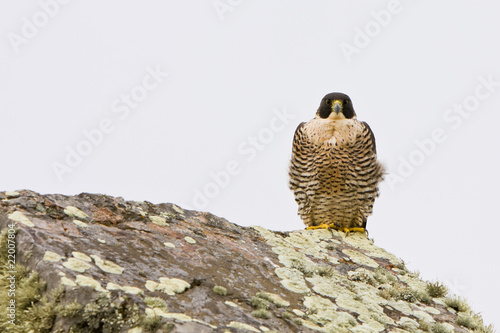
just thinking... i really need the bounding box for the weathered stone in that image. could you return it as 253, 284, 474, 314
0, 190, 493, 333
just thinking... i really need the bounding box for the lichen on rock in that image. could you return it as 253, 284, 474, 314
0, 190, 495, 333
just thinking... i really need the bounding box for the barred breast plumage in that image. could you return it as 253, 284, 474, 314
289, 92, 384, 232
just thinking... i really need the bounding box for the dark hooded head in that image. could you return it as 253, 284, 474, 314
316, 92, 356, 120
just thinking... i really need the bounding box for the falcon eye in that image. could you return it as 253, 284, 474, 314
344, 100, 349, 105
325, 99, 331, 105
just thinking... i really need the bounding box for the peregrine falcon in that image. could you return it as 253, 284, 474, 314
289, 92, 384, 233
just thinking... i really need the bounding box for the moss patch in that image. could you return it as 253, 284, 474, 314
255, 292, 290, 307
444, 295, 470, 313
426, 281, 448, 298
252, 309, 271, 319
213, 286, 227, 296
0, 229, 47, 332
76, 294, 140, 333
1, 230, 131, 333
144, 297, 168, 310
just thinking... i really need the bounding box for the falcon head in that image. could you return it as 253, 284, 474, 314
316, 92, 356, 120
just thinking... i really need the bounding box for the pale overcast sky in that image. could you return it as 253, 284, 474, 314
1, 0, 499, 327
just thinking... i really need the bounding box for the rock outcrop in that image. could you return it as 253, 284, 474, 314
0, 190, 495, 333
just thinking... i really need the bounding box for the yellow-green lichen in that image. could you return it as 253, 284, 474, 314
431, 322, 454, 333
8, 211, 35, 227
64, 206, 89, 220
252, 226, 288, 247
387, 300, 413, 316
43, 251, 63, 262
163, 242, 175, 248
335, 292, 389, 327
123, 286, 144, 295
106, 282, 123, 291
344, 233, 403, 266
293, 309, 305, 317
225, 301, 238, 307
348, 267, 377, 285
306, 274, 351, 299
274, 267, 310, 293
145, 308, 192, 322
158, 277, 190, 295
421, 305, 440, 315
128, 327, 143, 333
149, 215, 168, 226
273, 246, 318, 275
90, 254, 124, 274
63, 258, 92, 273
227, 321, 260, 332
136, 206, 147, 217
397, 317, 419, 331
145, 280, 158, 292
350, 323, 384, 333
75, 274, 108, 293
60, 276, 77, 287
398, 272, 428, 296
282, 230, 334, 260
145, 277, 190, 295
251, 226, 498, 332
171, 204, 184, 214
302, 295, 357, 332
304, 295, 337, 317
184, 236, 196, 244
412, 310, 435, 323
5, 191, 21, 198
73, 219, 88, 228
342, 249, 379, 268
106, 282, 143, 295
72, 251, 92, 262
256, 227, 340, 264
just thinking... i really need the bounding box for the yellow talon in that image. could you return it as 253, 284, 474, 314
307, 225, 368, 237
306, 224, 332, 230
342, 227, 367, 236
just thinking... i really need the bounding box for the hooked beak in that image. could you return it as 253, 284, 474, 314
332, 100, 342, 114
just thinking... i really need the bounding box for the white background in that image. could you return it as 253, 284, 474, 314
1, 0, 499, 327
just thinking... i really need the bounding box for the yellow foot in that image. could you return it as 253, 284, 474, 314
342, 227, 367, 236
306, 224, 332, 230
306, 225, 368, 237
